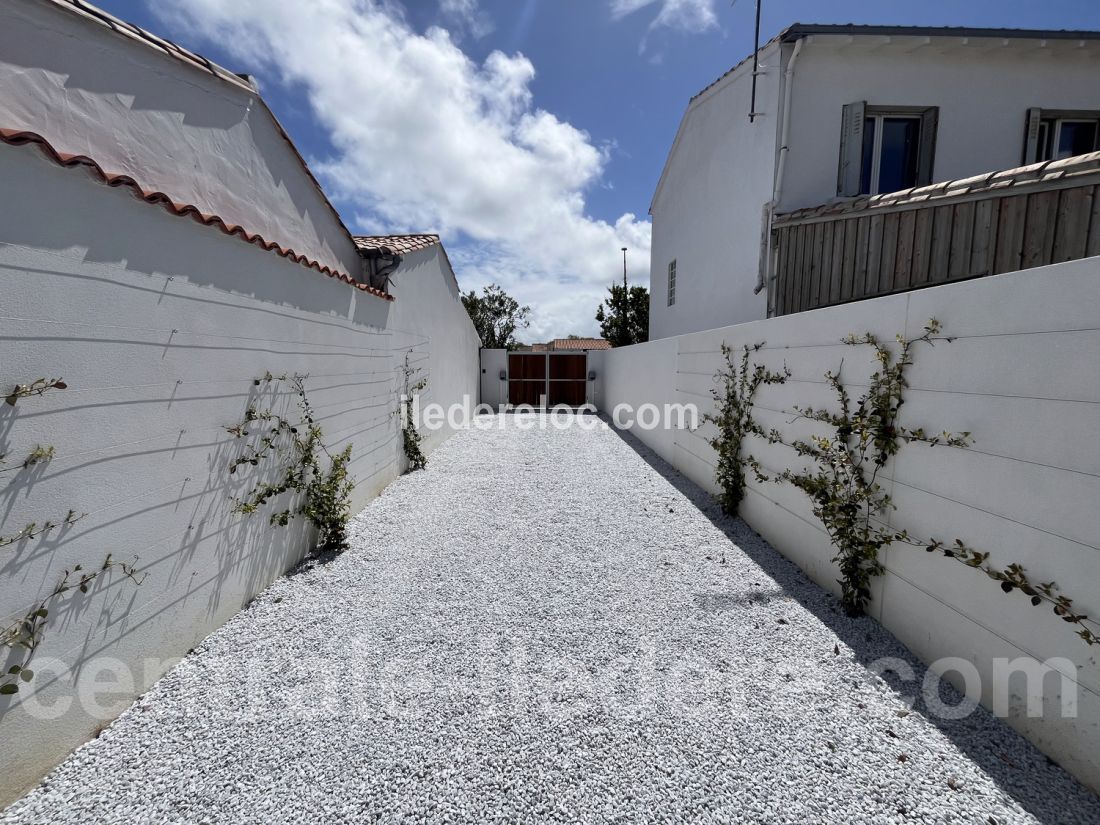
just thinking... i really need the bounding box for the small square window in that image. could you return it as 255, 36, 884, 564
667, 260, 677, 306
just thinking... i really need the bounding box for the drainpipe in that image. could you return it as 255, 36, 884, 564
754, 37, 805, 313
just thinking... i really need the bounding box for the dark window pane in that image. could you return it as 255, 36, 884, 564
877, 117, 921, 194
1037, 121, 1052, 162
1056, 120, 1099, 160
859, 117, 876, 195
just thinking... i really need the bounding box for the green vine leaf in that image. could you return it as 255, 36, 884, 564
703, 342, 789, 516
227, 373, 356, 554
749, 319, 1098, 650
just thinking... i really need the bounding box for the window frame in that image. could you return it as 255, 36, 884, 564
667, 259, 677, 307
1024, 108, 1100, 164
838, 102, 938, 197
861, 112, 922, 196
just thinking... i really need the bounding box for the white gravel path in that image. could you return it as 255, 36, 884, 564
3, 413, 1099, 824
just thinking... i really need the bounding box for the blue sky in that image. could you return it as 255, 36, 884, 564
93, 0, 1100, 339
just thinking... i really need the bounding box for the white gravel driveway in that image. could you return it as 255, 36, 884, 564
4, 414, 1099, 824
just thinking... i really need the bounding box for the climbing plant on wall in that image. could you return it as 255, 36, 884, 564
704, 342, 789, 516
227, 372, 355, 554
397, 350, 428, 472
1, 380, 144, 696
2, 555, 144, 695
711, 321, 1099, 649
762, 320, 970, 615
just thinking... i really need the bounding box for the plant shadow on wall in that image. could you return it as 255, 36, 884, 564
226, 372, 355, 558
709, 320, 1098, 648
1, 378, 144, 699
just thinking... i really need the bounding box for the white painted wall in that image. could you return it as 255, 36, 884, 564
600, 257, 1100, 791
0, 140, 478, 803
648, 42, 779, 342
590, 340, 677, 465
649, 32, 1100, 341
479, 349, 510, 409
0, 0, 360, 277
782, 36, 1100, 212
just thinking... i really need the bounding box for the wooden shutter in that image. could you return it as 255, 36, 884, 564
916, 107, 939, 186
1023, 107, 1042, 165
837, 101, 866, 197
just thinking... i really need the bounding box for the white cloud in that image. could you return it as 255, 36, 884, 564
439, 0, 493, 40
155, 0, 649, 341
609, 0, 718, 34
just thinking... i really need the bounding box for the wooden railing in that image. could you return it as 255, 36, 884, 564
769, 152, 1100, 316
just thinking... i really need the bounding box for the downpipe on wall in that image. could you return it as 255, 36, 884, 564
755, 37, 805, 315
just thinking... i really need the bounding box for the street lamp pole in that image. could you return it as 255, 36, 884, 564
620, 247, 628, 345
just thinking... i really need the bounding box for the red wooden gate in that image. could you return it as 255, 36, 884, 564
507, 353, 587, 407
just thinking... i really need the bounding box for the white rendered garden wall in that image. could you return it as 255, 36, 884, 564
596, 258, 1100, 791
0, 140, 479, 803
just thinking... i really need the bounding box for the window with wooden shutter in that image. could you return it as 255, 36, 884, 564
837, 101, 867, 197
1023, 108, 1100, 164
838, 104, 939, 197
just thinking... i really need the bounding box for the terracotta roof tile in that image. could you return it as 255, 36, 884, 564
353, 235, 442, 255
1, 128, 393, 301
551, 338, 611, 351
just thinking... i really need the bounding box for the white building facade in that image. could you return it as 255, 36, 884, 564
649, 24, 1100, 340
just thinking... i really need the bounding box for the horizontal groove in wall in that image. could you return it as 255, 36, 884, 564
749, 442, 1100, 561
0, 315, 394, 352
740, 484, 1097, 696
0, 244, 393, 338
878, 563, 1097, 698
0, 334, 393, 360
890, 476, 1100, 553
678, 325, 1100, 355
0, 370, 400, 397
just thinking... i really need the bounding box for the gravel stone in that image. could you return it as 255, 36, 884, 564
3, 413, 1098, 823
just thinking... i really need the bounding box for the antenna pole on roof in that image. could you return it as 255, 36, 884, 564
749, 0, 762, 122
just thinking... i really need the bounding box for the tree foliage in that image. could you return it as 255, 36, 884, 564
596, 283, 649, 347
461, 284, 531, 350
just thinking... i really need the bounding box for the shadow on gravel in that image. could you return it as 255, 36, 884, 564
604, 416, 1099, 824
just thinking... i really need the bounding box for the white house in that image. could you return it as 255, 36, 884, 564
649, 24, 1100, 340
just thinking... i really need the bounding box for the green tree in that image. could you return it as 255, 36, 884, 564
596, 283, 649, 347
461, 284, 531, 349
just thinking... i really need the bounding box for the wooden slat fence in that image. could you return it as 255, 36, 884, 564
771, 152, 1100, 316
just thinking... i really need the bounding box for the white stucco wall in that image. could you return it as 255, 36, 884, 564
479, 349, 510, 409
0, 138, 478, 802
599, 257, 1100, 791
591, 340, 678, 466
781, 35, 1100, 212
0, 0, 361, 277
649, 33, 1100, 341
647, 42, 780, 342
